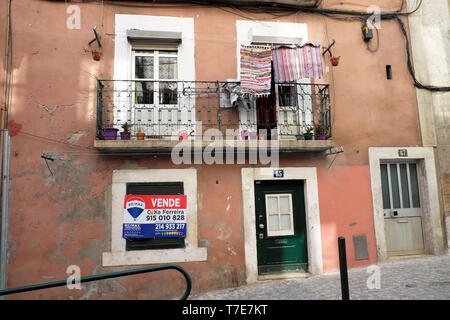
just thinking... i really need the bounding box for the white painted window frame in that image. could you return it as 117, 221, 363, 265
132, 49, 179, 107
265, 193, 294, 237
102, 169, 207, 267
113, 14, 195, 136
241, 167, 323, 283
114, 14, 194, 82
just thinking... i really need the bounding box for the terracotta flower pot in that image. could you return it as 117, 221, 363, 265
331, 56, 340, 66
137, 133, 145, 140
92, 51, 102, 61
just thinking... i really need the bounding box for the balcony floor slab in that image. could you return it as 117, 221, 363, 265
93, 139, 335, 154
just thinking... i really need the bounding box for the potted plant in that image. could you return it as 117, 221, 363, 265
102, 127, 119, 140
296, 127, 306, 140
92, 50, 102, 61
331, 56, 340, 66
304, 126, 314, 140
136, 127, 145, 140
314, 124, 327, 140
120, 122, 131, 140
82, 48, 102, 61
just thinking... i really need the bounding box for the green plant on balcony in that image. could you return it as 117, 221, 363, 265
136, 126, 145, 140
120, 122, 131, 140
304, 126, 314, 140
314, 124, 327, 140
121, 122, 131, 132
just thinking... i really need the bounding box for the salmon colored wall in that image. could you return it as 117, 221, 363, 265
317, 165, 377, 271
2, 0, 422, 299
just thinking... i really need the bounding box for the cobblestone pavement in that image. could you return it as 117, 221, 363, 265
192, 255, 450, 300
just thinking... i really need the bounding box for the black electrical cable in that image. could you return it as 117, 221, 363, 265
210, 0, 448, 91
395, 16, 450, 92
3, 0, 12, 129
366, 25, 380, 53
33, 0, 450, 92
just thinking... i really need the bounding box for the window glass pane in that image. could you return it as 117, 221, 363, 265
279, 196, 290, 214
280, 214, 291, 230
135, 81, 154, 104
159, 50, 177, 55
267, 196, 278, 215
390, 164, 401, 209
380, 164, 391, 209
409, 163, 421, 208
159, 57, 177, 80
278, 85, 297, 107
159, 82, 178, 105
268, 215, 279, 231
135, 56, 154, 79
399, 164, 410, 208
134, 50, 155, 55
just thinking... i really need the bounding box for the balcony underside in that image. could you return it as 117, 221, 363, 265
93, 139, 335, 154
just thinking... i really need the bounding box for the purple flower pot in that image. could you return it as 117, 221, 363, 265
120, 132, 131, 140
316, 134, 327, 140
103, 128, 119, 140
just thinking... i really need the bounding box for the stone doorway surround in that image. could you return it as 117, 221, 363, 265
368, 147, 446, 261
241, 167, 323, 284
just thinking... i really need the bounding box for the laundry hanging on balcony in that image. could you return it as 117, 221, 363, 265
239, 45, 272, 96
272, 43, 324, 82
220, 81, 253, 111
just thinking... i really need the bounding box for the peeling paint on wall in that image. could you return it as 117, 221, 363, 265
67, 130, 88, 145
29, 95, 92, 115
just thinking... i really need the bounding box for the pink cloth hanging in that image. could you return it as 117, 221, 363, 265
272, 43, 324, 82
240, 45, 273, 96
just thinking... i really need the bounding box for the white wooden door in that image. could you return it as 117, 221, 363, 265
380, 161, 425, 255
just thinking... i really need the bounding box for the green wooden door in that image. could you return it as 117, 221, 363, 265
255, 180, 308, 274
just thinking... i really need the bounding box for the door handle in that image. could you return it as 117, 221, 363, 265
397, 219, 409, 223
259, 224, 265, 229
390, 211, 399, 217
258, 233, 264, 239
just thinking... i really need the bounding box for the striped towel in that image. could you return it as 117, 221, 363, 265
273, 43, 324, 82
240, 45, 272, 96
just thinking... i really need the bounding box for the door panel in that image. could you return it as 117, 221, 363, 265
255, 180, 308, 274
381, 161, 424, 255
385, 217, 424, 255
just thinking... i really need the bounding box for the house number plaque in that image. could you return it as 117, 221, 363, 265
398, 149, 408, 157
273, 169, 284, 178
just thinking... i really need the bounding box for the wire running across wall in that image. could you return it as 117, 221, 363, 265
95, 0, 446, 92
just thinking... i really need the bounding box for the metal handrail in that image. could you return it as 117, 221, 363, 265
96, 79, 332, 140
0, 264, 192, 300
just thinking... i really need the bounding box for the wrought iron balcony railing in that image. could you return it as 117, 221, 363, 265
96, 80, 332, 141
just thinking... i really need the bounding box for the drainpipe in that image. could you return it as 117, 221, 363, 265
0, 128, 10, 300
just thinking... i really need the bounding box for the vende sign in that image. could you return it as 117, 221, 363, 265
123, 195, 187, 239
